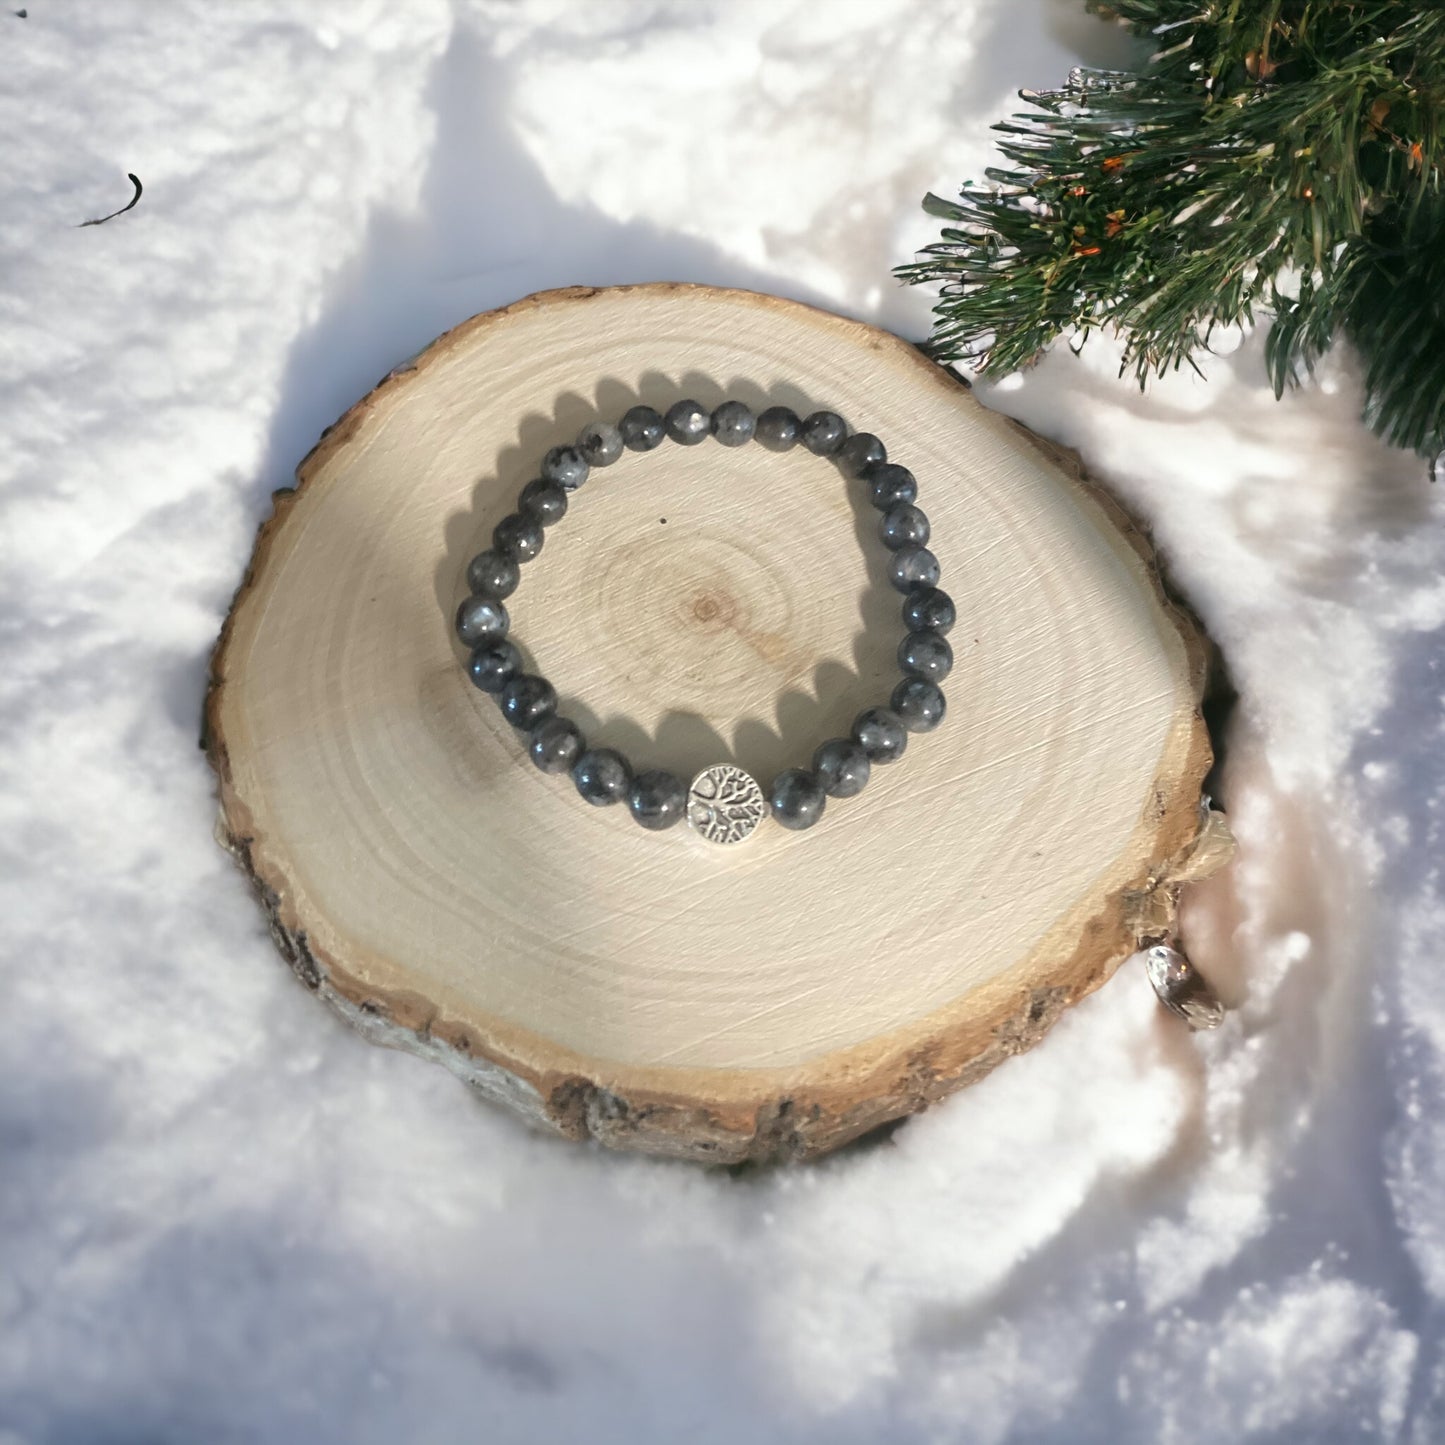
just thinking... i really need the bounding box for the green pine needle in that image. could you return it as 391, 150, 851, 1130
897, 1, 1445, 462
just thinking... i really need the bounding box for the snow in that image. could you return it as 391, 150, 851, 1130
3, 0, 1444, 1440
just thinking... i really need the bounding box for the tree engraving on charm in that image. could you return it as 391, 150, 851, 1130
687, 766, 767, 845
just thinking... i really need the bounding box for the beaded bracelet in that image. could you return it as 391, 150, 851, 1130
452, 399, 954, 845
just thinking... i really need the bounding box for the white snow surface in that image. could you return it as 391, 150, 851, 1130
3, 2, 1444, 1440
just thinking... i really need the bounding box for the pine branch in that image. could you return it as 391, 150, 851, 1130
898, 0, 1445, 462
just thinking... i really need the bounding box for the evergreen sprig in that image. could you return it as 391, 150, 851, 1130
897, 1, 1445, 462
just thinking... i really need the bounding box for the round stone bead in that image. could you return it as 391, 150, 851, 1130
541, 445, 589, 490
518, 477, 568, 527
572, 747, 632, 806
837, 432, 885, 477
620, 404, 666, 451
499, 674, 557, 731
665, 399, 710, 446
899, 628, 953, 682
902, 585, 956, 635
811, 737, 871, 798
892, 677, 946, 733
453, 594, 509, 647
865, 462, 918, 510
880, 502, 930, 551
528, 716, 585, 774
769, 768, 826, 830
493, 512, 543, 563
628, 769, 688, 830
711, 400, 756, 447
466, 639, 522, 694
889, 544, 940, 594
852, 706, 908, 763
754, 406, 801, 451
465, 548, 519, 600
577, 420, 624, 467
801, 411, 847, 456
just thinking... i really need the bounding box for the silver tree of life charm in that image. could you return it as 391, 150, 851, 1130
687, 765, 768, 845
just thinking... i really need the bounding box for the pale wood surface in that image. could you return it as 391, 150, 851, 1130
203, 283, 1218, 1162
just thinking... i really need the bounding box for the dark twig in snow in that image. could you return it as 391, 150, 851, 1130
79, 173, 142, 227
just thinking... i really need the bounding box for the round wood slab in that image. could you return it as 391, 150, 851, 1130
203, 283, 1216, 1164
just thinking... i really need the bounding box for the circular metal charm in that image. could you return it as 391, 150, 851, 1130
687, 765, 767, 845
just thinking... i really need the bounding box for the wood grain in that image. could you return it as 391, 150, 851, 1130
203, 283, 1219, 1163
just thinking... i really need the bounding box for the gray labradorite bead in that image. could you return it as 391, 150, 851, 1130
755, 406, 801, 451
665, 399, 711, 446
518, 477, 568, 527
466, 639, 522, 694
880, 502, 930, 551
902, 585, 956, 635
572, 747, 632, 805
711, 400, 756, 447
837, 432, 885, 477
541, 445, 589, 490
899, 628, 953, 683
499, 673, 557, 730
889, 544, 940, 594
801, 411, 847, 456
852, 706, 908, 763
628, 769, 688, 830
528, 716, 585, 774
769, 768, 827, 830
454, 594, 509, 647
866, 462, 918, 510
620, 404, 666, 451
576, 420, 624, 467
465, 548, 519, 600
892, 677, 946, 733
493, 512, 544, 563
811, 737, 870, 798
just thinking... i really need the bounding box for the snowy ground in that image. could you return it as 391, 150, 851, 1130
3, 1, 1444, 1440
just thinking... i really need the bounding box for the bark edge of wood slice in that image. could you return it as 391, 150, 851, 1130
202, 283, 1230, 1165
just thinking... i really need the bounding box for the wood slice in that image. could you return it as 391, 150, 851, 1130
203, 283, 1220, 1164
